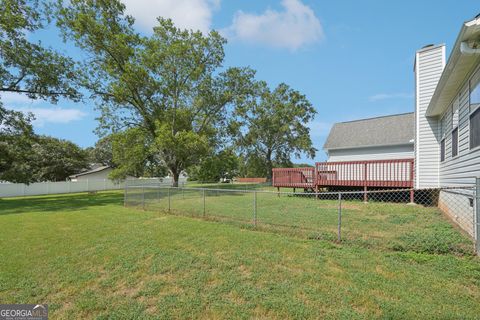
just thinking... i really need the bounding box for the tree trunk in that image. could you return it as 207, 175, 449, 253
265, 151, 273, 182
170, 168, 180, 187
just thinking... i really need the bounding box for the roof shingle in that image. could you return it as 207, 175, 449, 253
323, 112, 414, 150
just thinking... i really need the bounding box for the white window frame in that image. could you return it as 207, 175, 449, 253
451, 99, 459, 158
469, 67, 480, 151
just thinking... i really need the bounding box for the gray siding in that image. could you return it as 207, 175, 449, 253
415, 45, 445, 188
439, 66, 480, 186
327, 144, 414, 162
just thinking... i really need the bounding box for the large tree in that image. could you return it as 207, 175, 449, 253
0, 0, 81, 183
233, 82, 316, 180
110, 127, 167, 179
187, 148, 239, 182
31, 136, 89, 181
57, 0, 255, 186
0, 107, 36, 182
87, 135, 114, 166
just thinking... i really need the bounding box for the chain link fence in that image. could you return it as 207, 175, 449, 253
125, 181, 480, 255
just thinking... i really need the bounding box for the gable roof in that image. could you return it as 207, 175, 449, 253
323, 112, 414, 150
69, 165, 111, 178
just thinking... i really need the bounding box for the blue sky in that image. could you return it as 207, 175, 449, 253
4, 0, 479, 163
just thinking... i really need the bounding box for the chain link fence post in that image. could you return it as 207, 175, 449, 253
123, 180, 127, 207
142, 185, 145, 210
168, 187, 171, 213
253, 190, 257, 227
203, 188, 206, 217
475, 177, 480, 255
337, 192, 342, 242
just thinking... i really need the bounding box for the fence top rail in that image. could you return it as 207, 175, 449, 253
126, 185, 476, 196
272, 167, 314, 172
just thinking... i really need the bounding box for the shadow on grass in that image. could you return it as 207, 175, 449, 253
0, 192, 123, 216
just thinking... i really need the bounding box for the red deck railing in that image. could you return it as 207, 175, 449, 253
272, 167, 315, 188
272, 159, 414, 189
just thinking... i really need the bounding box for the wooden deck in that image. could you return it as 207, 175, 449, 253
272, 159, 414, 189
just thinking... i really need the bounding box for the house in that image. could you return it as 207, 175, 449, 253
305, 13, 480, 191
323, 113, 415, 162
415, 22, 480, 189
273, 14, 480, 236
273, 15, 480, 189
68, 165, 113, 182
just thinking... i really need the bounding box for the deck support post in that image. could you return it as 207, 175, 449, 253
277, 187, 280, 197
409, 189, 415, 204
293, 187, 296, 193
363, 186, 368, 203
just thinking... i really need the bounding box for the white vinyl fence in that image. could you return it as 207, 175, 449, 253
0, 178, 185, 198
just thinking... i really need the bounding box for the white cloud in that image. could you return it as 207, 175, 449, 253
14, 107, 87, 127
122, 0, 220, 33
0, 92, 40, 105
369, 93, 413, 102
308, 120, 331, 138
224, 0, 323, 50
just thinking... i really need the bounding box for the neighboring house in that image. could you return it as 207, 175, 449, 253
68, 165, 113, 182
324, 113, 415, 162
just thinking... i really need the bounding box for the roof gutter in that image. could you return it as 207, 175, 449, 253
460, 41, 480, 55
425, 17, 480, 117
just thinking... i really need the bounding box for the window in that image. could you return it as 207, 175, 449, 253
441, 138, 445, 162
452, 127, 458, 157
440, 113, 447, 139
470, 68, 480, 149
471, 68, 480, 108
470, 107, 480, 149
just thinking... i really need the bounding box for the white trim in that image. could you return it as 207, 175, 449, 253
438, 45, 446, 188
415, 51, 420, 189
468, 66, 480, 150
469, 104, 480, 150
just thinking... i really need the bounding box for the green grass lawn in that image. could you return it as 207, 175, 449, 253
1, 191, 480, 319
130, 186, 473, 254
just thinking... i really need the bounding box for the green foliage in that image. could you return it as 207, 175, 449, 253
187, 149, 239, 182
110, 127, 167, 180
0, 0, 80, 101
292, 163, 314, 168
57, 1, 256, 185
0, 126, 89, 183
0, 105, 37, 183
238, 154, 293, 178
233, 82, 317, 180
0, 0, 82, 183
31, 136, 89, 181
87, 135, 114, 166
154, 121, 210, 180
